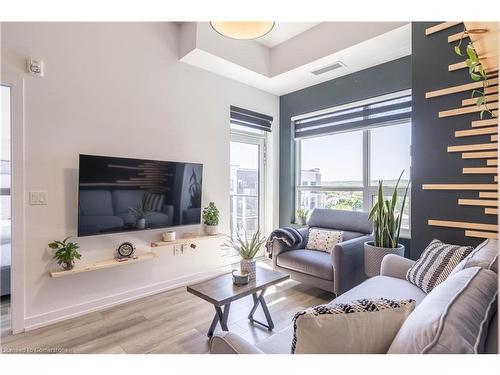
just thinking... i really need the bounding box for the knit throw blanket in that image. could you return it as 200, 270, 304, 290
265, 227, 305, 259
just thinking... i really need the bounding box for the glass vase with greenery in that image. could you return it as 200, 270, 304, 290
296, 208, 309, 225
49, 237, 82, 270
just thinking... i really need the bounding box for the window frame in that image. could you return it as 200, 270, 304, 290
294, 94, 411, 238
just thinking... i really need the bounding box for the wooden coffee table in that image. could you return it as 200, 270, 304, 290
187, 266, 290, 337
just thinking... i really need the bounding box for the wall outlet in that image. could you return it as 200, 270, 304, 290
26, 58, 44, 77
173, 245, 182, 256
29, 191, 48, 205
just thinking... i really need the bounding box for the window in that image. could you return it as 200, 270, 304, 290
295, 92, 411, 233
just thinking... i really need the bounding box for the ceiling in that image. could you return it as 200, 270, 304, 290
255, 22, 321, 48
179, 22, 411, 96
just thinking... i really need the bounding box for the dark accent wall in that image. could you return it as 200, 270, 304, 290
279, 56, 412, 227
410, 22, 496, 259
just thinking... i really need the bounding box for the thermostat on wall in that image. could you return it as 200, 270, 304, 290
26, 58, 44, 77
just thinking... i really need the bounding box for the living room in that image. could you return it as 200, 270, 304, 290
0, 0, 499, 372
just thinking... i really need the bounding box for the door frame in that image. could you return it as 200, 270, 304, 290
2, 73, 26, 334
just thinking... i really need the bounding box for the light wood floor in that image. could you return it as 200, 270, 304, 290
0, 263, 332, 354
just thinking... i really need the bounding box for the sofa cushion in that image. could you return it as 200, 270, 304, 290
306, 228, 343, 253
277, 249, 333, 281
406, 239, 473, 293
112, 190, 145, 215
307, 208, 372, 234
334, 275, 427, 305
79, 190, 114, 216
388, 267, 498, 354
292, 298, 415, 354
451, 239, 498, 276
144, 191, 165, 212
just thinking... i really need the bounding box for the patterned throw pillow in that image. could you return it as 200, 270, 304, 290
143, 192, 165, 212
406, 239, 473, 293
305, 228, 343, 253
292, 298, 416, 354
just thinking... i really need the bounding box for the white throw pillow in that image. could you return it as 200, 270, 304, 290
291, 298, 416, 354
305, 228, 343, 253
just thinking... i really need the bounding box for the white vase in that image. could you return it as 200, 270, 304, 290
240, 259, 256, 280
364, 241, 405, 278
137, 218, 146, 229
205, 225, 218, 236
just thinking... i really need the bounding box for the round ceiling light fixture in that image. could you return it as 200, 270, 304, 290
209, 22, 275, 40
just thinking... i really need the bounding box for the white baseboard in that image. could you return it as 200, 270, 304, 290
23, 264, 234, 331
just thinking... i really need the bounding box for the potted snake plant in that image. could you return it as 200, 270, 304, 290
223, 229, 265, 280
364, 171, 409, 277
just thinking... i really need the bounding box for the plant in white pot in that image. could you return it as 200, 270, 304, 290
49, 237, 82, 271
223, 229, 265, 281
296, 208, 309, 226
365, 171, 409, 277
129, 198, 152, 229
203, 202, 219, 235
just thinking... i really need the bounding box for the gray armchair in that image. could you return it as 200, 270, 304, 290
272, 208, 372, 295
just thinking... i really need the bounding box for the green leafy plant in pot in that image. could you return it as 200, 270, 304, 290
49, 237, 82, 271
296, 208, 309, 225
223, 228, 265, 280
364, 171, 409, 277
203, 202, 219, 235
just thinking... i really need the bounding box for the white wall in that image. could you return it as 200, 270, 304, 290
0, 22, 279, 331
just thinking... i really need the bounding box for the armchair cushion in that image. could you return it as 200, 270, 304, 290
277, 249, 333, 281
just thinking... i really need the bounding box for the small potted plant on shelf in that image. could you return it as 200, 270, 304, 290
49, 237, 82, 271
129, 198, 152, 229
296, 208, 309, 225
223, 228, 266, 280
364, 170, 409, 277
203, 202, 219, 235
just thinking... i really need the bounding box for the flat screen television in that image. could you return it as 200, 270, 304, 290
78, 154, 203, 237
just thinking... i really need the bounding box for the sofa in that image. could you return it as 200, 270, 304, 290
210, 239, 498, 354
78, 189, 174, 235
272, 208, 372, 295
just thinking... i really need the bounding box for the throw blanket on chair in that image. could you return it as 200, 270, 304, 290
265, 227, 305, 259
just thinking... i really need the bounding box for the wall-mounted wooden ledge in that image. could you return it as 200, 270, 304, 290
462, 94, 498, 107
458, 198, 498, 207
462, 151, 498, 159
428, 219, 497, 232
422, 183, 498, 190
485, 208, 498, 215
472, 118, 498, 128
151, 233, 226, 247
465, 230, 498, 239
463, 167, 498, 174
448, 31, 468, 43
425, 22, 462, 35
425, 77, 499, 98
439, 102, 499, 118
487, 159, 498, 166
480, 191, 498, 198
455, 127, 497, 137
49, 252, 157, 278
448, 142, 497, 152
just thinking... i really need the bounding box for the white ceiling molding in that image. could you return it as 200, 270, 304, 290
179, 22, 411, 96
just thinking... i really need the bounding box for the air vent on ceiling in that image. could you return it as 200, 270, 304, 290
311, 61, 346, 75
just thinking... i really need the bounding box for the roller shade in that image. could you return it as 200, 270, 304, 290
294, 94, 411, 139
230, 105, 273, 132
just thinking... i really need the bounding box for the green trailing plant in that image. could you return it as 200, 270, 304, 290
202, 202, 219, 226
454, 28, 495, 119
368, 171, 409, 249
49, 237, 82, 270
129, 197, 153, 220
223, 228, 266, 260
188, 170, 202, 209
296, 208, 309, 221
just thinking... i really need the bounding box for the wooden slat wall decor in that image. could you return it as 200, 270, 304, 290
423, 22, 499, 241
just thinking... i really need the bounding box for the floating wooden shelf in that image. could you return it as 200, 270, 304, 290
458, 198, 498, 207
465, 230, 498, 239
448, 31, 468, 43
448, 143, 497, 153
485, 208, 499, 215
425, 77, 498, 99
487, 159, 498, 166
462, 151, 498, 159
455, 127, 497, 138
422, 183, 498, 190
428, 219, 497, 232
425, 22, 462, 36
492, 135, 498, 142
462, 94, 498, 106
464, 22, 500, 72
49, 252, 157, 278
480, 191, 498, 198
463, 167, 498, 174
439, 102, 499, 118
472, 118, 498, 128
150, 233, 226, 248
448, 61, 467, 71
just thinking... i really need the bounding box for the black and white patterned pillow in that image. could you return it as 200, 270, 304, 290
305, 228, 343, 253
291, 298, 415, 354
143, 192, 165, 212
406, 239, 473, 293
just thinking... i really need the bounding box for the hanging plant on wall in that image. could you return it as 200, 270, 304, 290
454, 28, 496, 119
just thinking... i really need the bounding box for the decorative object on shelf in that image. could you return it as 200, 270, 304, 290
232, 269, 250, 286
364, 171, 409, 277
223, 229, 266, 281
129, 197, 152, 229
48, 237, 82, 271
210, 22, 275, 40
203, 202, 219, 235
162, 231, 176, 242
116, 242, 136, 259
296, 208, 309, 226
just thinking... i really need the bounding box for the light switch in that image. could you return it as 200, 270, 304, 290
29, 191, 48, 205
